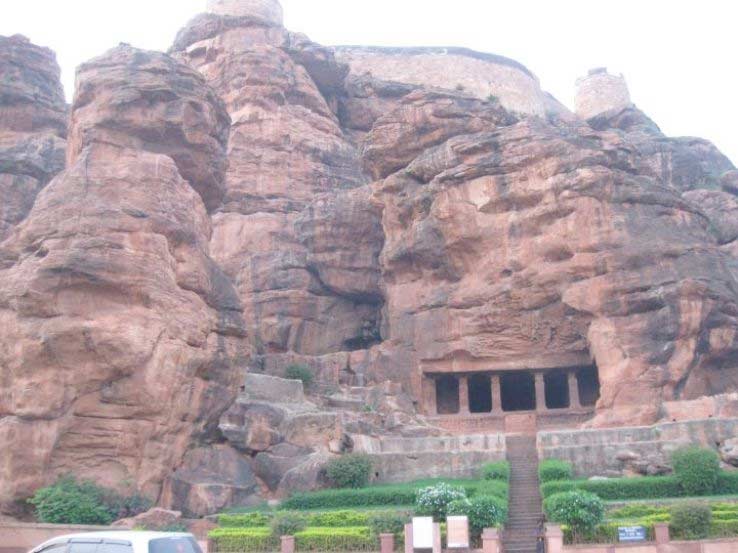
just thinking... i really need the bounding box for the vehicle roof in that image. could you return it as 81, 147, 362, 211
34, 532, 193, 550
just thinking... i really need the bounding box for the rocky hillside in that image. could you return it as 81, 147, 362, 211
1, 0, 737, 516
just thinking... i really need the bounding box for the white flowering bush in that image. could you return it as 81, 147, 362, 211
414, 483, 467, 520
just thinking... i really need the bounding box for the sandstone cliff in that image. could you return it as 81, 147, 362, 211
0, 35, 67, 241
0, 44, 248, 514
1, 0, 737, 517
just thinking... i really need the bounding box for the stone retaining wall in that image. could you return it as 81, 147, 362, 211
538, 418, 738, 477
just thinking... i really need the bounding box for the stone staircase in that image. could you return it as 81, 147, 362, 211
504, 435, 543, 553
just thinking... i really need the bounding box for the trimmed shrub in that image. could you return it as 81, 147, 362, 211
415, 483, 467, 521
208, 527, 277, 552
270, 512, 307, 537
540, 475, 683, 500
544, 491, 604, 536
670, 502, 712, 540
281, 485, 418, 510
308, 510, 370, 527
285, 364, 313, 387
219, 512, 273, 527
710, 519, 738, 538
717, 471, 738, 494
471, 480, 509, 499
367, 512, 407, 538
325, 454, 373, 489
29, 477, 114, 525
608, 504, 666, 519
448, 495, 508, 535
672, 447, 720, 496
480, 461, 510, 482
295, 527, 373, 552
538, 459, 574, 483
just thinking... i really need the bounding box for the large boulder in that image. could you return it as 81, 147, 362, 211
161, 445, 260, 517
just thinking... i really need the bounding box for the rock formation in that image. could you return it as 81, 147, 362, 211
0, 35, 67, 241
0, 44, 247, 514
1, 0, 737, 517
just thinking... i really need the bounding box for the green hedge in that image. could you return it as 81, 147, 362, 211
541, 476, 683, 500
281, 479, 508, 510
717, 472, 738, 494
480, 461, 510, 482
538, 460, 574, 483
295, 527, 374, 552
281, 486, 418, 510
208, 527, 279, 552
209, 526, 375, 552
219, 512, 273, 527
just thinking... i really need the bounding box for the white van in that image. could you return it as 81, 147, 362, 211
29, 532, 202, 553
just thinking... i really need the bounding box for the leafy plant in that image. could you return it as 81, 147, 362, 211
672, 447, 720, 496
544, 491, 604, 536
480, 461, 510, 482
415, 483, 467, 520
325, 454, 373, 489
29, 476, 115, 525
448, 495, 508, 535
270, 512, 307, 537
670, 502, 712, 540
367, 511, 407, 537
538, 459, 574, 483
285, 364, 314, 388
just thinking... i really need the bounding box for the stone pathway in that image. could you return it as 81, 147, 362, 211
504, 434, 543, 553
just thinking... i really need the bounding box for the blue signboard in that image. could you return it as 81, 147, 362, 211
618, 526, 647, 542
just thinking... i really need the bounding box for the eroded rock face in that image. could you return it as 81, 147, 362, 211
171, 11, 382, 358
0, 35, 67, 240
372, 114, 738, 426
0, 46, 247, 514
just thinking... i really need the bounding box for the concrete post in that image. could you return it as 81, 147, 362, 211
545, 524, 563, 553
491, 374, 503, 414
535, 372, 547, 412
458, 375, 470, 414
380, 533, 395, 553
481, 528, 501, 553
433, 522, 442, 553
567, 371, 581, 409
654, 523, 670, 544
280, 535, 295, 553
404, 523, 413, 553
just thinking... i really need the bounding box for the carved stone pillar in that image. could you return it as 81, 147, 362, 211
568, 371, 581, 409
458, 375, 470, 414
535, 372, 546, 412
491, 374, 503, 414
423, 375, 438, 415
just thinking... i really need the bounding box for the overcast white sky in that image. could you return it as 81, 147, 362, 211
2, 0, 736, 164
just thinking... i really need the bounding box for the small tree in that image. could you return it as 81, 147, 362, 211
544, 491, 604, 539
670, 502, 712, 540
325, 454, 373, 489
448, 495, 508, 535
671, 447, 720, 496
415, 483, 467, 521
285, 364, 313, 388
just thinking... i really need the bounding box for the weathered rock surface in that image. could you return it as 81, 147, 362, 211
0, 35, 67, 240
161, 445, 260, 517
171, 10, 383, 358
112, 507, 182, 530
0, 45, 247, 515
2, 0, 738, 517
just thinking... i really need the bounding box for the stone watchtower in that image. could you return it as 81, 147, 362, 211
206, 0, 284, 25
575, 67, 632, 120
